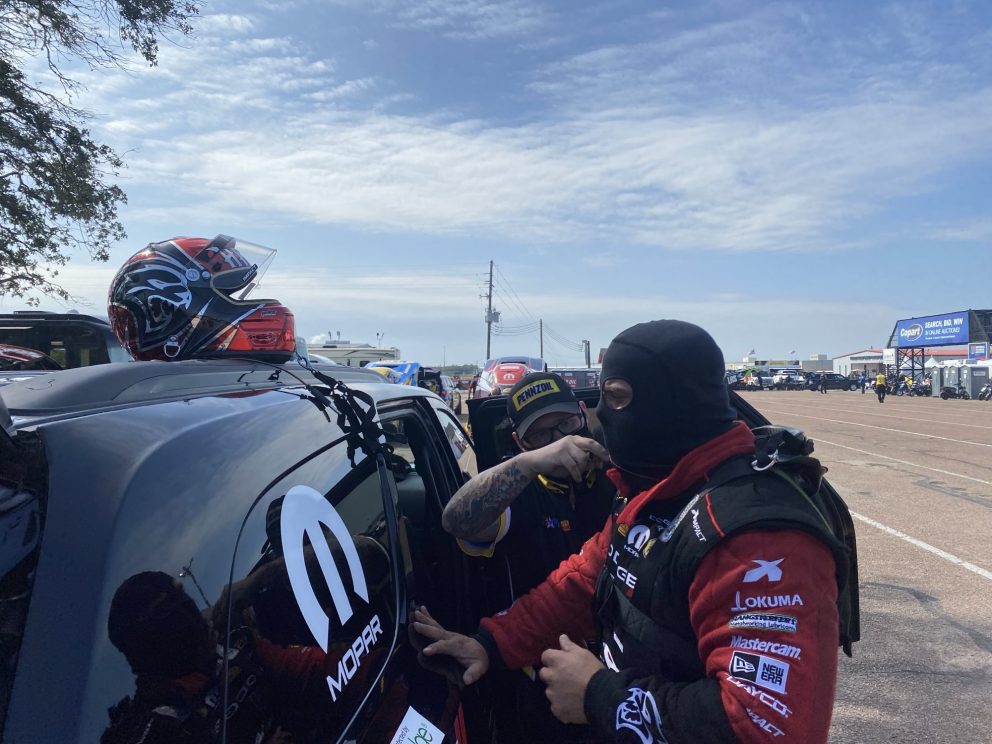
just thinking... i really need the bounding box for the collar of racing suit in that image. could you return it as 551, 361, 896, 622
606, 420, 755, 527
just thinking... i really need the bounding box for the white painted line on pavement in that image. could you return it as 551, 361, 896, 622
756, 409, 992, 449
759, 401, 992, 431
813, 437, 992, 488
850, 511, 992, 582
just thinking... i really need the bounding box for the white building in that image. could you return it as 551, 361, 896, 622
306, 340, 400, 367
832, 349, 884, 376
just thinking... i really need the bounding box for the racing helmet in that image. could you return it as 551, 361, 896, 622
108, 235, 296, 362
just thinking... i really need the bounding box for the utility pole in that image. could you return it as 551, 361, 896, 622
485, 260, 494, 359
583, 340, 591, 368
539, 319, 543, 358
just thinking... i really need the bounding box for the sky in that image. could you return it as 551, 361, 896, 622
14, 0, 992, 367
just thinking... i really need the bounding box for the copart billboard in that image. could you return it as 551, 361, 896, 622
893, 312, 969, 347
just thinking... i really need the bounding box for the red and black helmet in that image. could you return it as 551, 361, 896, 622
108, 235, 296, 362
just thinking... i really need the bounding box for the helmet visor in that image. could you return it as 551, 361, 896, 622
206, 237, 277, 299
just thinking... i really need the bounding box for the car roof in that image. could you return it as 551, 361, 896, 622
0, 310, 110, 324
0, 358, 435, 424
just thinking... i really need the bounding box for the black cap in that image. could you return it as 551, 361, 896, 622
506, 372, 580, 438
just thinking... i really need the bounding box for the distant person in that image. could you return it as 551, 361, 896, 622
858, 371, 867, 394
903, 373, 914, 394
875, 371, 887, 403
818, 372, 828, 394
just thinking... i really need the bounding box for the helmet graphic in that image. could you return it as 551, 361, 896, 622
108, 235, 296, 362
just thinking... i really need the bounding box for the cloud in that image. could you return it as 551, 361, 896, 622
339, 0, 551, 41
65, 2, 992, 257
33, 260, 905, 365
929, 218, 992, 242
195, 14, 258, 34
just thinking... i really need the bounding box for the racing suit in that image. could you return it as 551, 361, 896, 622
475, 422, 854, 744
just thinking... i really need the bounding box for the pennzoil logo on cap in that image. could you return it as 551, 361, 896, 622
511, 378, 561, 411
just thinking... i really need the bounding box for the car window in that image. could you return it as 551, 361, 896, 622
431, 405, 478, 480
218, 449, 401, 744
381, 404, 477, 637
0, 322, 112, 368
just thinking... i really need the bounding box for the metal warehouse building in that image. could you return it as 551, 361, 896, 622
832, 349, 884, 376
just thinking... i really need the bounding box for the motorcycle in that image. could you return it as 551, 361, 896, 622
979, 380, 992, 401
912, 382, 931, 397
939, 383, 970, 400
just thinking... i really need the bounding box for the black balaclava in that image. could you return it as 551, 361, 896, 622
596, 320, 737, 479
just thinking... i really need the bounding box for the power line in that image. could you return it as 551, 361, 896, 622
543, 322, 584, 351
491, 284, 532, 325
494, 266, 537, 323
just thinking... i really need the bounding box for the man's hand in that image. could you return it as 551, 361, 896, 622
539, 634, 605, 724
411, 606, 490, 686
520, 436, 610, 484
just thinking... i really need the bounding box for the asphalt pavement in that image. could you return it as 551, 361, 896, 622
739, 388, 992, 743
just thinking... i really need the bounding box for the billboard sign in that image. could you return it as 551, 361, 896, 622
882, 348, 896, 365
969, 342, 989, 361
894, 312, 969, 347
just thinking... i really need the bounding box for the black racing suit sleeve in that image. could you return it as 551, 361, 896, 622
584, 669, 737, 744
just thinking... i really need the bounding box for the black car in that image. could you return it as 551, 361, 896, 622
0, 359, 485, 743
0, 358, 849, 743
807, 372, 859, 391
0, 311, 128, 370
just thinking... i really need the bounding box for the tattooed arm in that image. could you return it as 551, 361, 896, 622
441, 435, 610, 541
441, 456, 535, 541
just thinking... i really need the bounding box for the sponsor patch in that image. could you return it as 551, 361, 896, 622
743, 559, 783, 583
543, 516, 572, 531
510, 378, 560, 410
727, 676, 792, 718
728, 613, 798, 634
627, 524, 651, 550
690, 508, 706, 542
660, 493, 703, 543
731, 592, 804, 612
615, 687, 668, 744
729, 651, 790, 695
730, 635, 802, 660
746, 708, 785, 738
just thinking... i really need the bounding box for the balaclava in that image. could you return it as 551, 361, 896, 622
596, 320, 736, 478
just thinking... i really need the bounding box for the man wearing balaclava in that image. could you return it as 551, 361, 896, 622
414, 320, 858, 744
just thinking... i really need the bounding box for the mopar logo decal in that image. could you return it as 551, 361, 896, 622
899, 324, 923, 342
280, 485, 383, 701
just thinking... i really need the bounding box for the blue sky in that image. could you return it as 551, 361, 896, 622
19, 0, 992, 366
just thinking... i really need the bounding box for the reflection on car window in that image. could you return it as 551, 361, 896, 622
431, 408, 478, 480
99, 454, 397, 744
0, 323, 111, 368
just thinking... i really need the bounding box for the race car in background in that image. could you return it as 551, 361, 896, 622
472, 356, 546, 398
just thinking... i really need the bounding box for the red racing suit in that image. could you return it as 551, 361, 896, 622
477, 423, 841, 744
